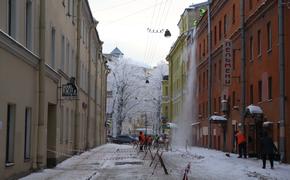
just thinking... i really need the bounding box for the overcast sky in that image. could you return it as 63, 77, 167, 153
88, 0, 206, 66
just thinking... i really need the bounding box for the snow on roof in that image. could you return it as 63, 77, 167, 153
166, 122, 178, 128
209, 115, 227, 121
246, 104, 263, 114
110, 47, 124, 56
191, 122, 200, 126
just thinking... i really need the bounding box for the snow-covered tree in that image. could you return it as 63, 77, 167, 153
107, 57, 150, 136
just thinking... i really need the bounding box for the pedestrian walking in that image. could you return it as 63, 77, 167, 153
235, 130, 247, 158
260, 131, 278, 169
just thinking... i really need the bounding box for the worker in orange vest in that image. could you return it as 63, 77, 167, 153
235, 130, 247, 158
138, 132, 145, 151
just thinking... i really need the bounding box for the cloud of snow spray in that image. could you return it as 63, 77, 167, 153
172, 29, 197, 150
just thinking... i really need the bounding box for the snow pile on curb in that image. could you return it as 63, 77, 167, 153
162, 146, 290, 180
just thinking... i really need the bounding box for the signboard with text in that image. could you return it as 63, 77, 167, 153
223, 39, 232, 86
62, 77, 78, 97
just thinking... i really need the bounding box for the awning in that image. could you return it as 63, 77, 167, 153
246, 105, 263, 114
166, 122, 178, 129
263, 121, 274, 127
191, 122, 200, 126
209, 115, 227, 123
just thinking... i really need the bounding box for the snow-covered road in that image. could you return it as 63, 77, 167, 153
21, 144, 290, 180
21, 144, 176, 180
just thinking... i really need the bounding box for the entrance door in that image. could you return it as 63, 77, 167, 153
47, 104, 57, 168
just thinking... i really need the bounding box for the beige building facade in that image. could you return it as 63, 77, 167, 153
0, 0, 108, 179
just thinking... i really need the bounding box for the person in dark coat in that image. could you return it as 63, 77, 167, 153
260, 132, 278, 169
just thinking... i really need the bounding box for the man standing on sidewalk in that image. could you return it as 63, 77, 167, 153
261, 131, 278, 169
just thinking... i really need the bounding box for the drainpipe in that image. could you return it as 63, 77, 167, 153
35, 0, 46, 169
86, 21, 98, 149
207, 0, 212, 149
74, 0, 82, 152
94, 53, 99, 146
240, 0, 246, 132
278, 0, 285, 162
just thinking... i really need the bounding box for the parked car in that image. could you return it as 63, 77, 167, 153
112, 135, 138, 144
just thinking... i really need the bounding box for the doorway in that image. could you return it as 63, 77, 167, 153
47, 104, 57, 168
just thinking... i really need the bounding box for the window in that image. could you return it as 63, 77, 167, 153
214, 63, 217, 81
199, 43, 201, 59
24, 107, 32, 159
257, 30, 261, 56
233, 50, 236, 70
203, 39, 205, 56
206, 69, 208, 89
214, 98, 216, 112
232, 4, 235, 24
250, 84, 253, 104
26, 0, 32, 50
72, 49, 75, 76
267, 22, 272, 50
70, 49, 74, 76
218, 96, 221, 112
66, 108, 69, 144
219, 20, 222, 41
70, 110, 74, 142
203, 71, 205, 89
6, 104, 16, 164
51, 27, 56, 68
250, 36, 253, 61
268, 76, 272, 99
8, 0, 17, 38
60, 106, 64, 144
72, 0, 75, 23
206, 101, 208, 115
107, 91, 113, 97
232, 91, 236, 106
249, 0, 253, 10
214, 26, 217, 45
224, 14, 227, 36
61, 35, 65, 71
218, 60, 221, 80
67, 0, 71, 16
165, 87, 168, 96
199, 75, 201, 92
66, 41, 70, 74
258, 80, 262, 102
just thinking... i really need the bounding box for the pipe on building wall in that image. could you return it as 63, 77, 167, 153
36, 0, 46, 168
86, 21, 97, 149
74, 0, 82, 152
240, 0, 246, 132
278, 0, 285, 162
207, 0, 212, 149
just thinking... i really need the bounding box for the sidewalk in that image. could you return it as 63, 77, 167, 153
161, 146, 290, 180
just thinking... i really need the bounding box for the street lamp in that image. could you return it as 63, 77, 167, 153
164, 29, 171, 37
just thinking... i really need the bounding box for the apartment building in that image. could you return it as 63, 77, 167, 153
195, 0, 290, 162
0, 0, 108, 179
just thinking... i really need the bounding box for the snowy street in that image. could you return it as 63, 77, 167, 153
22, 144, 290, 180
21, 144, 175, 180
